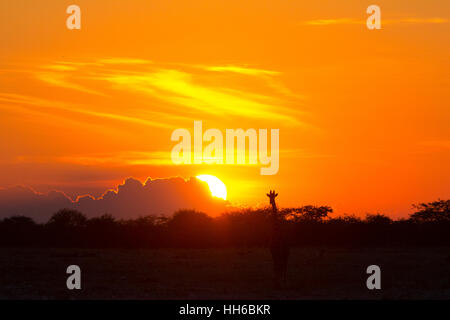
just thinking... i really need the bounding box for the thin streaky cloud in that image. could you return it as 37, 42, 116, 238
24, 58, 307, 126
97, 58, 153, 65
0, 93, 175, 129
185, 65, 302, 102
394, 18, 448, 24
305, 18, 361, 26
57, 151, 175, 166
12, 149, 293, 167
204, 65, 281, 76
41, 64, 78, 71
35, 71, 106, 96
54, 61, 104, 67
304, 17, 448, 26
100, 69, 301, 124
0, 100, 122, 136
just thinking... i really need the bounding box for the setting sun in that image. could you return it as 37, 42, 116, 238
196, 175, 227, 200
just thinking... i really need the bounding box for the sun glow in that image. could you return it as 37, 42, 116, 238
196, 175, 227, 200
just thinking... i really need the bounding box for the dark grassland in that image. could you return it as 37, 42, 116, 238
1, 247, 450, 299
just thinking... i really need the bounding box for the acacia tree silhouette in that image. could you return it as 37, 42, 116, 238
267, 190, 290, 286
47, 208, 87, 228
410, 199, 450, 222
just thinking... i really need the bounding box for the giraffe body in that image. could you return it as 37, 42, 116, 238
267, 190, 290, 285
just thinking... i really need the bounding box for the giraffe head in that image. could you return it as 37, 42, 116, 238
266, 190, 278, 209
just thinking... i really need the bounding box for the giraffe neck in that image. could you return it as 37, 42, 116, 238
271, 201, 277, 213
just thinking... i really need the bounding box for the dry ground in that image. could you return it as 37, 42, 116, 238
1, 247, 450, 299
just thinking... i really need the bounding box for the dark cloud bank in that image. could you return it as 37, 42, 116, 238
0, 177, 228, 222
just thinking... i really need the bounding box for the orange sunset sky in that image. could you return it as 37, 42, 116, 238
0, 0, 449, 218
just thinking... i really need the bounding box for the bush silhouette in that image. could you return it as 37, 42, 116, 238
282, 205, 333, 222
47, 208, 87, 228
0, 199, 449, 248
0, 216, 39, 246
410, 199, 450, 222
167, 210, 216, 247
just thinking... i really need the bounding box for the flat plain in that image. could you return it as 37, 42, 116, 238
1, 247, 450, 299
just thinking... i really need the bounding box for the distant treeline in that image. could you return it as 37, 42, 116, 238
0, 199, 449, 248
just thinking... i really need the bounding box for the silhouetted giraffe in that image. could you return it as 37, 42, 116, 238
267, 190, 290, 286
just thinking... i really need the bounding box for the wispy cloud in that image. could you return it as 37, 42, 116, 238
5, 58, 307, 128
15, 151, 175, 166
41, 64, 77, 71
35, 71, 105, 96
203, 65, 280, 76
304, 17, 448, 26
305, 18, 362, 26
100, 69, 300, 123
0, 93, 174, 129
97, 58, 153, 65
391, 18, 448, 24
60, 152, 173, 166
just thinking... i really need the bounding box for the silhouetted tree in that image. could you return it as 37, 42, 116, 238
87, 213, 116, 230
47, 209, 87, 228
283, 205, 333, 222
0, 216, 40, 246
167, 209, 216, 247
1, 199, 449, 248
85, 214, 119, 247
410, 199, 450, 222
365, 213, 392, 225
45, 209, 87, 247
1, 215, 37, 228
216, 208, 271, 246
330, 214, 362, 224
120, 215, 162, 247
